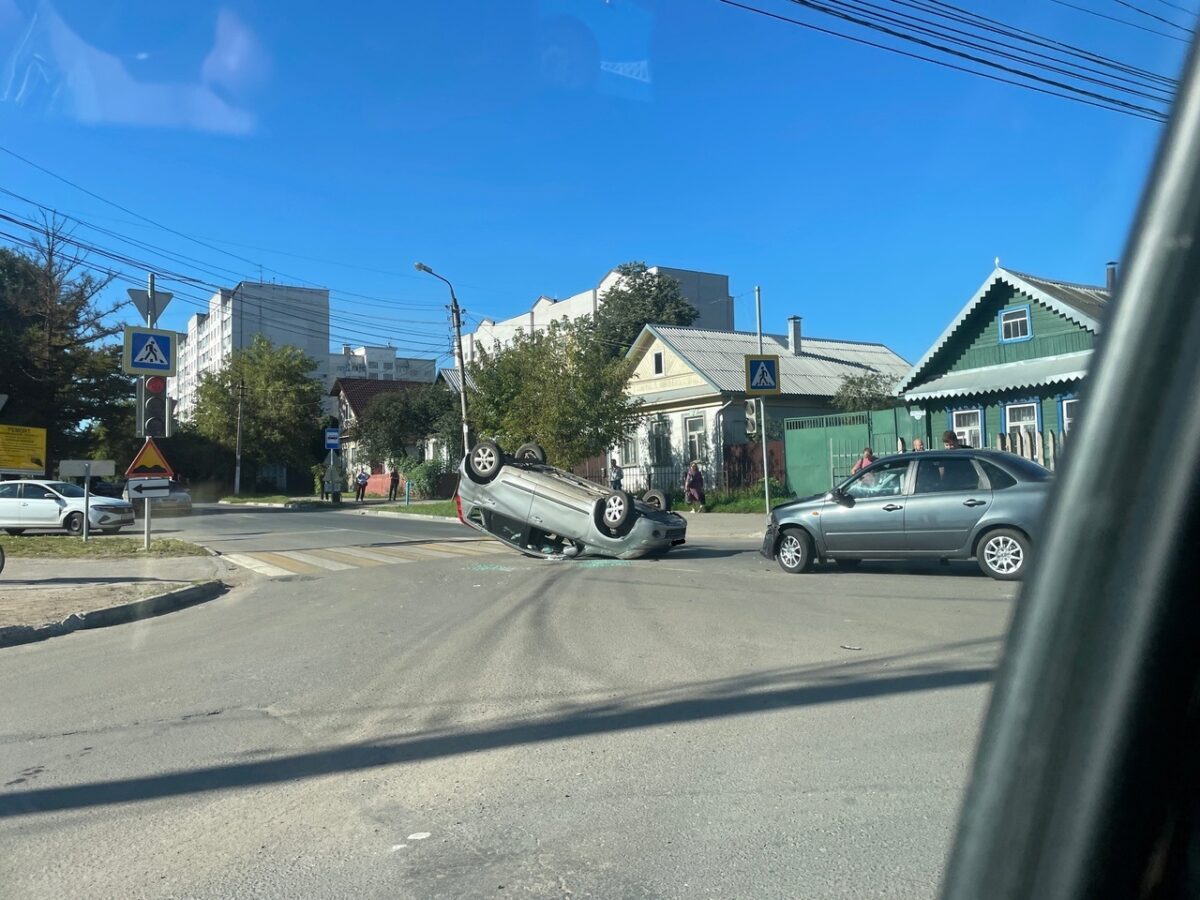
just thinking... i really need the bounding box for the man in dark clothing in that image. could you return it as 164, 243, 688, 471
388, 469, 401, 502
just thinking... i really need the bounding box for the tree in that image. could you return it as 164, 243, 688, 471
192, 335, 323, 470
467, 319, 642, 467
592, 262, 698, 358
353, 383, 458, 466
831, 371, 897, 412
0, 219, 131, 469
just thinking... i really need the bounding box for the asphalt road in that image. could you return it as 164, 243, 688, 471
0, 507, 1017, 898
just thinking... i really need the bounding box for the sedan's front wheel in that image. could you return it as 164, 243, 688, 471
776, 528, 814, 574
64, 512, 84, 536
977, 528, 1029, 580
466, 440, 505, 484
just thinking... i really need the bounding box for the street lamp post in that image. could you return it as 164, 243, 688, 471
415, 262, 471, 458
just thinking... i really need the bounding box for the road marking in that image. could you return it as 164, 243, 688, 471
275, 550, 356, 571
328, 546, 414, 564
407, 832, 431, 840
221, 553, 294, 578
252, 552, 322, 574
305, 547, 386, 567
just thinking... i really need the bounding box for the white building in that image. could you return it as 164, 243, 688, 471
329, 345, 437, 385
170, 282, 439, 420
171, 282, 332, 420
463, 265, 734, 363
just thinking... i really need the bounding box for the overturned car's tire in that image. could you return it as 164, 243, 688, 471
641, 488, 670, 511
514, 442, 547, 464
466, 440, 505, 484
594, 489, 634, 536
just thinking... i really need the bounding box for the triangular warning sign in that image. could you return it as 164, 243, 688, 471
126, 437, 174, 479
133, 336, 167, 365
751, 362, 777, 389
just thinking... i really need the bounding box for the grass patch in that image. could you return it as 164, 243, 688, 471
0, 535, 209, 558
377, 500, 458, 518
698, 494, 797, 514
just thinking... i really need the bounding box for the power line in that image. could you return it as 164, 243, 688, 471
803, 0, 1173, 102
0, 205, 453, 351
1048, 0, 1191, 42
1112, 0, 1194, 33
0, 226, 449, 355
1151, 0, 1196, 15
883, 0, 1176, 92
907, 0, 1176, 86
777, 0, 1171, 116
718, 0, 1169, 121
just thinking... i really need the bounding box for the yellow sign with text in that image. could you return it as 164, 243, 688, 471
0, 424, 48, 474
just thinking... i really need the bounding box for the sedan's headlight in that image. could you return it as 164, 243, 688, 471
92, 504, 126, 513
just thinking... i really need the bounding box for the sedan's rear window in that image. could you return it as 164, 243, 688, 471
979, 461, 1017, 490
990, 456, 1052, 483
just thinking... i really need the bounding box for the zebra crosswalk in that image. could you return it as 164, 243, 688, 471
221, 539, 511, 578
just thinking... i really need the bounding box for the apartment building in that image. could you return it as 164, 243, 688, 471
463, 265, 735, 363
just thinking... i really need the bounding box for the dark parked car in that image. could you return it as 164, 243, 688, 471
761, 449, 1051, 580
457, 440, 686, 560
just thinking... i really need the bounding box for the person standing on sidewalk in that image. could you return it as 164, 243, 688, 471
355, 468, 369, 502
388, 468, 400, 502
609, 458, 623, 492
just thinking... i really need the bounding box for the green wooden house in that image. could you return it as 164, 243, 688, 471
897, 264, 1112, 465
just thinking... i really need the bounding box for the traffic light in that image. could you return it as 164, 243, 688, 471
745, 399, 758, 436
137, 375, 171, 437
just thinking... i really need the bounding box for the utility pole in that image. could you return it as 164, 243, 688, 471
234, 379, 244, 496
143, 273, 157, 550
415, 263, 471, 457
755, 285, 771, 514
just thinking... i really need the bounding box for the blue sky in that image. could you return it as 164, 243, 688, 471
0, 0, 1189, 364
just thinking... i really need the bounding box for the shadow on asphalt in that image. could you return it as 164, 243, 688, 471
0, 647, 997, 818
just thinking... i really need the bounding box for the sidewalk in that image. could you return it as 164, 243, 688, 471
1, 555, 235, 632
676, 511, 767, 539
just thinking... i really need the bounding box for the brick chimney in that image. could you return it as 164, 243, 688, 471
787, 316, 803, 355
1106, 261, 1118, 292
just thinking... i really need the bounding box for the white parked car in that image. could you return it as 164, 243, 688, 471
0, 479, 136, 535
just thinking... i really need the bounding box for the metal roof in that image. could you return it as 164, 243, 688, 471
641, 325, 911, 396
902, 351, 1091, 401
329, 377, 431, 416
437, 367, 475, 394
1007, 269, 1110, 322
897, 266, 1109, 394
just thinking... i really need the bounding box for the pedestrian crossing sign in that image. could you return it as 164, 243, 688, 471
745, 354, 781, 395
123, 326, 177, 376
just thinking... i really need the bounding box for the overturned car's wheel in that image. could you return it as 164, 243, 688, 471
514, 442, 547, 463
466, 440, 505, 484
642, 488, 670, 511
594, 489, 634, 536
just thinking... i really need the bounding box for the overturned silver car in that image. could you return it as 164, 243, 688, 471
456, 440, 687, 560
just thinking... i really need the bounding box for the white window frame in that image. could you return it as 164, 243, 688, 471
653, 351, 664, 376
1000, 307, 1031, 343
621, 435, 639, 466
1005, 402, 1039, 437
1062, 398, 1079, 433
952, 409, 982, 449
685, 415, 708, 462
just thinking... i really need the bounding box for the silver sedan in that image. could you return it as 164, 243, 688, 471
457, 441, 687, 560
761, 449, 1052, 580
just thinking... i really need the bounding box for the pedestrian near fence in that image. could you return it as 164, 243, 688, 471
355, 469, 369, 502
388, 468, 400, 502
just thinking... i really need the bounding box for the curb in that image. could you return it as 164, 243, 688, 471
0, 580, 227, 649
336, 507, 460, 523
216, 500, 332, 509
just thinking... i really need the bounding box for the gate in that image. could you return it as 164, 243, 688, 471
783, 407, 926, 497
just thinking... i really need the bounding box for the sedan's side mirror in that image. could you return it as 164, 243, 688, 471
825, 488, 853, 507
